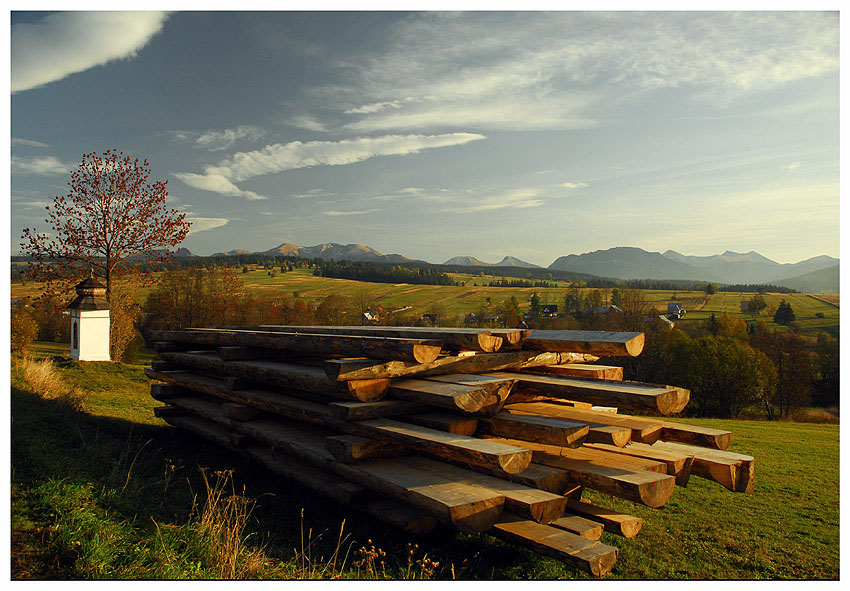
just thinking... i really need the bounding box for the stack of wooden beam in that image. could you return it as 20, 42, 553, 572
146, 326, 754, 577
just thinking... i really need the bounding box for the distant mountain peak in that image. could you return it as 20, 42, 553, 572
443, 255, 492, 266
494, 256, 541, 268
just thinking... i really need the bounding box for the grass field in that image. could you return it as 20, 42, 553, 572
10, 342, 840, 580
14, 266, 836, 336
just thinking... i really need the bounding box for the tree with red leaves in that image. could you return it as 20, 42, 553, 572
20, 149, 192, 301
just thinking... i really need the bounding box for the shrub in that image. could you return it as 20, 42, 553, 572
11, 306, 39, 354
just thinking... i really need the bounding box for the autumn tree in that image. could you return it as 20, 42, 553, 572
20, 149, 191, 300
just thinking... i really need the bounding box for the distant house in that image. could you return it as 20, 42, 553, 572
361, 310, 379, 325
541, 304, 558, 318
464, 312, 479, 326
419, 313, 438, 327
666, 302, 686, 319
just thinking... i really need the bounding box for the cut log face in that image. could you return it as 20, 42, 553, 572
652, 441, 754, 493
490, 513, 619, 577
566, 499, 644, 539
522, 330, 645, 357
493, 372, 689, 415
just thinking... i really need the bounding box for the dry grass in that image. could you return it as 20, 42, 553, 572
788, 407, 840, 424
17, 356, 84, 412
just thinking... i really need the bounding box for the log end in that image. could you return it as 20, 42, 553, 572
624, 333, 645, 357
639, 474, 676, 508
413, 344, 443, 364
451, 498, 506, 533
478, 334, 504, 353
345, 379, 391, 402
498, 448, 534, 475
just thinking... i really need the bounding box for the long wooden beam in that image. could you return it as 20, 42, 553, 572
522, 330, 645, 357
492, 372, 690, 415
153, 328, 444, 364
255, 325, 506, 352
502, 402, 662, 444
157, 351, 389, 402
324, 351, 601, 382
476, 413, 590, 449
490, 513, 619, 577
565, 499, 644, 539
528, 364, 624, 381
652, 441, 754, 492
584, 442, 694, 487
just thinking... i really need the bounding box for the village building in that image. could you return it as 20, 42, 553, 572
66, 273, 110, 361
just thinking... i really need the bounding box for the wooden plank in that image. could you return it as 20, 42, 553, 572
404, 412, 478, 436
154, 328, 445, 364
359, 499, 440, 536
355, 418, 532, 475
387, 378, 496, 413
565, 499, 643, 539
254, 325, 504, 352
456, 462, 575, 495
476, 413, 590, 448
487, 437, 675, 508
410, 457, 568, 524
549, 514, 604, 540
585, 442, 694, 487
658, 420, 733, 450
324, 434, 405, 463
522, 330, 645, 357
493, 372, 689, 415
502, 402, 662, 444
222, 402, 260, 421
158, 350, 389, 402
652, 441, 754, 492
490, 513, 618, 577
503, 406, 629, 447
324, 351, 601, 381
529, 364, 624, 381
327, 399, 431, 421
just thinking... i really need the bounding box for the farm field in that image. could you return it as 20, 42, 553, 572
11, 266, 839, 336
10, 342, 840, 580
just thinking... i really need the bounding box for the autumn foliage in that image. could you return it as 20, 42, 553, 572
20, 149, 191, 301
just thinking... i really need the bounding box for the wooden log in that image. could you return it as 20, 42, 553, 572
153, 405, 184, 418
158, 351, 389, 402
476, 413, 590, 449
324, 434, 405, 463
502, 406, 630, 447
223, 402, 260, 421
359, 499, 441, 535
218, 346, 278, 361
657, 420, 733, 450
529, 364, 624, 381
254, 325, 504, 353
387, 378, 498, 413
490, 513, 618, 577
493, 372, 689, 415
224, 376, 262, 391
565, 499, 643, 539
488, 437, 675, 508
404, 412, 478, 436
411, 458, 568, 524
355, 418, 532, 475
652, 442, 754, 493
327, 399, 431, 421
489, 328, 529, 346
522, 330, 645, 357
157, 394, 230, 427
324, 351, 601, 382
585, 442, 694, 487
150, 383, 189, 400
502, 402, 662, 444
549, 514, 605, 540
154, 328, 445, 364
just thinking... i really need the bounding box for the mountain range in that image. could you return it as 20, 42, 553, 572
188, 242, 838, 293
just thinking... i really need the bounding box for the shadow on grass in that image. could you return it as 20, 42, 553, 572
10, 385, 573, 580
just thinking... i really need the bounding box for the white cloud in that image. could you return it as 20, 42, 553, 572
333, 12, 838, 132
11, 156, 72, 175
287, 115, 329, 132
176, 133, 485, 198
174, 172, 267, 200
11, 11, 170, 93
11, 138, 49, 148
560, 182, 589, 189
324, 209, 379, 216
186, 217, 229, 234
785, 161, 804, 170
195, 126, 265, 151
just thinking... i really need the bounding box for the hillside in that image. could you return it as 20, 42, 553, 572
549, 247, 721, 281
769, 264, 840, 294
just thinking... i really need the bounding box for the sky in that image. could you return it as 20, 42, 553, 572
7, 9, 841, 266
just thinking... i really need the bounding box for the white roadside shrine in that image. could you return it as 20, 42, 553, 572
66, 273, 111, 361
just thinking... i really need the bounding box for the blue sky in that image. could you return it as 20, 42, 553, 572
8, 10, 840, 266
